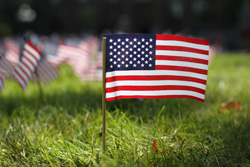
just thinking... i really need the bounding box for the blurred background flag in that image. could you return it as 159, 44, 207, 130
0, 57, 16, 90
69, 42, 92, 79
43, 40, 59, 59
44, 35, 101, 81
46, 41, 90, 76
0, 57, 15, 78
69, 36, 99, 80
0, 77, 5, 91
105, 34, 209, 102
85, 51, 103, 81
78, 36, 99, 56
13, 41, 41, 91
4, 38, 20, 65
46, 43, 72, 66
34, 58, 59, 84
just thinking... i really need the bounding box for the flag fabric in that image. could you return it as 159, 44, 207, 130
34, 58, 59, 84
43, 40, 59, 57
92, 51, 103, 80
47, 43, 73, 66
0, 57, 15, 78
79, 36, 99, 55
69, 43, 92, 78
46, 36, 99, 80
73, 36, 99, 79
45, 42, 91, 80
0, 77, 5, 91
0, 57, 16, 90
79, 51, 102, 81
4, 38, 20, 65
13, 41, 41, 91
47, 42, 90, 75
43, 40, 61, 65
105, 34, 209, 102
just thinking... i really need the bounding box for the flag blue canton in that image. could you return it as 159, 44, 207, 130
105, 34, 156, 72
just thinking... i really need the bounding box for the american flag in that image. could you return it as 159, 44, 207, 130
105, 34, 209, 102
79, 51, 103, 81
45, 36, 99, 80
69, 43, 92, 78
13, 41, 41, 91
46, 43, 73, 66
74, 36, 99, 79
0, 57, 15, 78
46, 42, 90, 77
0, 57, 16, 90
79, 36, 99, 55
4, 38, 20, 65
34, 58, 59, 84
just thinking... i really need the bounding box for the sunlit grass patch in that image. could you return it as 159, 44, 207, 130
1, 54, 250, 166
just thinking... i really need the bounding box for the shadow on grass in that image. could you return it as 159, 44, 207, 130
0, 64, 208, 119
0, 84, 204, 120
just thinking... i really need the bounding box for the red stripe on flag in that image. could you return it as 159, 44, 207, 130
106, 75, 207, 84
26, 41, 41, 54
22, 59, 33, 73
18, 66, 29, 80
25, 49, 39, 62
13, 41, 41, 91
24, 57, 36, 69
14, 68, 27, 86
38, 60, 54, 83
156, 34, 209, 45
155, 65, 208, 75
155, 55, 208, 65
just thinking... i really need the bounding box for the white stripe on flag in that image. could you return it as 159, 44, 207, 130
14, 69, 27, 89
106, 80, 206, 90
155, 60, 208, 70
23, 51, 38, 66
22, 58, 35, 71
19, 63, 32, 77
25, 44, 40, 60
155, 50, 209, 60
13, 41, 41, 91
106, 70, 207, 80
15, 67, 29, 83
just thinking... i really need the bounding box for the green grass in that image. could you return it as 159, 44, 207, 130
0, 53, 250, 166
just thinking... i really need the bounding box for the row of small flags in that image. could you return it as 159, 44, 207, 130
104, 34, 210, 102
0, 34, 101, 91
1, 33, 212, 102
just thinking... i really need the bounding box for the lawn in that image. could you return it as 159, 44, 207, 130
0, 53, 250, 166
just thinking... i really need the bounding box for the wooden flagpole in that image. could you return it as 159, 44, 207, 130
102, 37, 107, 154
35, 69, 45, 105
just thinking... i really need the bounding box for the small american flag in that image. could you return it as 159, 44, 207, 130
47, 42, 90, 76
0, 57, 15, 90
78, 51, 102, 81
72, 37, 99, 79
0, 57, 15, 78
34, 58, 59, 84
13, 41, 41, 91
105, 34, 209, 102
47, 43, 74, 66
4, 38, 19, 65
